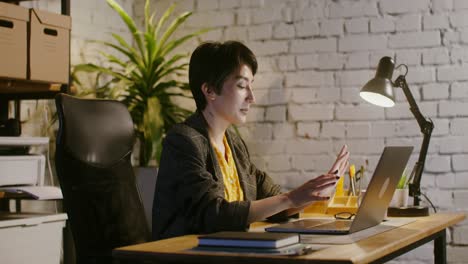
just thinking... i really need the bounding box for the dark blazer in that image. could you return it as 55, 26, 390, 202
152, 111, 289, 240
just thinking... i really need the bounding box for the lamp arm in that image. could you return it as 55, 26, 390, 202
394, 75, 434, 206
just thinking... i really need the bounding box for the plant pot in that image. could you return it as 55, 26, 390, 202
135, 166, 158, 232
390, 188, 409, 208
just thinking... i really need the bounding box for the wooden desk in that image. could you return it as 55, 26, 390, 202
113, 213, 465, 264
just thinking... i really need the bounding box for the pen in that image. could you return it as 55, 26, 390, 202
349, 164, 356, 196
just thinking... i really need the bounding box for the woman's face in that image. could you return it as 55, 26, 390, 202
209, 64, 256, 125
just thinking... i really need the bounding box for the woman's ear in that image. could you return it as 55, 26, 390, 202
202, 83, 216, 101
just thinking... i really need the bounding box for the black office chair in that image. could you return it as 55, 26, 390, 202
55, 93, 150, 264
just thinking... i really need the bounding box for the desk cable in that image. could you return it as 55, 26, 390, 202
421, 192, 437, 213
43, 104, 59, 214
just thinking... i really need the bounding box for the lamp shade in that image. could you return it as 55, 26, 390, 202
360, 57, 396, 107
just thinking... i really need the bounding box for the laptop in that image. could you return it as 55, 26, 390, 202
266, 146, 413, 235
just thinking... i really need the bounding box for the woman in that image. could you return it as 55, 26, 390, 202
152, 41, 349, 240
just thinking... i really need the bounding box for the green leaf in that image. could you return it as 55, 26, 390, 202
73, 63, 101, 72
106, 0, 144, 58
154, 4, 176, 48
144, 0, 150, 33
160, 28, 211, 57
157, 12, 191, 57
397, 168, 409, 189
97, 52, 127, 68
110, 33, 134, 53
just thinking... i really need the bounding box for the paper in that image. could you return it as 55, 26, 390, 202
0, 186, 62, 200
0, 137, 49, 146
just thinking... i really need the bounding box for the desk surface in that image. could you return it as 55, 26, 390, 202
113, 213, 465, 264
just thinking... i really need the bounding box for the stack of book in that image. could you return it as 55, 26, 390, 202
195, 231, 312, 255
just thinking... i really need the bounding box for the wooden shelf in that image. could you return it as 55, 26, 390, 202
0, 78, 67, 100
0, 0, 38, 2
0, 0, 70, 101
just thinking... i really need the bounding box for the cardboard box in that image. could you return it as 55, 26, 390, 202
29, 8, 71, 84
0, 213, 67, 264
0, 2, 29, 79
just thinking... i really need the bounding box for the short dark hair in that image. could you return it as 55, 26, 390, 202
189, 41, 258, 110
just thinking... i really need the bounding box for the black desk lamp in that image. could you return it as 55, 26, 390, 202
360, 57, 432, 217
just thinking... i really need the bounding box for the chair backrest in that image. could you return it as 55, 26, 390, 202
55, 93, 150, 264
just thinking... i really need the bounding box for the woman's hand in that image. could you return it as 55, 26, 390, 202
248, 145, 351, 223
284, 145, 350, 209
285, 173, 339, 208
328, 145, 350, 177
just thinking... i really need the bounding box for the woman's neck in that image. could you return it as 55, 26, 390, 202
201, 107, 229, 147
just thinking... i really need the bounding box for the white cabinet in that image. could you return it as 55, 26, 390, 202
0, 213, 67, 264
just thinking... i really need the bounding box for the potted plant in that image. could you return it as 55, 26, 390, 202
390, 168, 410, 208
73, 0, 208, 166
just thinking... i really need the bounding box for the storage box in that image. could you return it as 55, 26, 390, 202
325, 195, 358, 215
29, 8, 71, 84
303, 193, 358, 215
0, 213, 67, 264
0, 155, 45, 186
0, 2, 29, 79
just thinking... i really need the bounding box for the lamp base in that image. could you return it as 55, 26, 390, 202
387, 206, 429, 217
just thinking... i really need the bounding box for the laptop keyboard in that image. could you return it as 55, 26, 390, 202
312, 220, 352, 231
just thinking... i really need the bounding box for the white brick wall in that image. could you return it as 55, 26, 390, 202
321, 122, 346, 138
433, 0, 452, 12
345, 52, 370, 69
389, 31, 441, 48
336, 105, 385, 120
320, 19, 343, 36
248, 24, 272, 40
422, 48, 450, 65
297, 122, 320, 138
289, 104, 334, 121
267, 154, 291, 172
120, 0, 468, 259
295, 21, 319, 37
286, 71, 334, 87
380, 0, 430, 14
450, 10, 468, 28
265, 106, 286, 122
329, 1, 378, 18
345, 18, 369, 34
370, 17, 395, 33
396, 14, 421, 32
291, 39, 337, 53
339, 35, 387, 52
346, 122, 371, 138
423, 14, 449, 30
451, 82, 468, 98
422, 83, 449, 100
451, 118, 468, 135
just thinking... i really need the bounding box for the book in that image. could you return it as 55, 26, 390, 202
198, 231, 299, 248
193, 243, 313, 256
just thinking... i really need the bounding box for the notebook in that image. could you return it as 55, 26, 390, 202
192, 243, 314, 256
194, 231, 310, 255
266, 146, 413, 235
198, 231, 299, 248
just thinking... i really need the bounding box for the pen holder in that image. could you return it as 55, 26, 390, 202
303, 200, 329, 214
303, 191, 359, 215
325, 191, 358, 215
